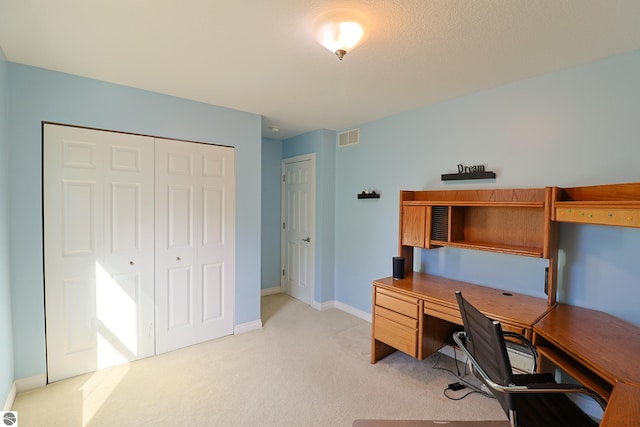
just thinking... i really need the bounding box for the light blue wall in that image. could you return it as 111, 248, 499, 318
283, 129, 336, 303
335, 50, 640, 326
8, 64, 262, 380
0, 48, 15, 408
261, 137, 283, 290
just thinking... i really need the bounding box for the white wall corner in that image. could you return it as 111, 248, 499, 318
311, 300, 335, 311
261, 286, 281, 296
334, 301, 372, 323
234, 319, 263, 335
15, 374, 46, 393
3, 382, 16, 411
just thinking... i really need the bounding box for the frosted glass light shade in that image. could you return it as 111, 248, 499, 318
313, 9, 369, 60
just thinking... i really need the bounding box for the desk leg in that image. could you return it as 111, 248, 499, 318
371, 339, 398, 364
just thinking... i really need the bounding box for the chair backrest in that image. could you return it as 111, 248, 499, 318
455, 291, 603, 426
455, 291, 514, 391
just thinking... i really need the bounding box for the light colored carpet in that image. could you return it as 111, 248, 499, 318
12, 294, 505, 426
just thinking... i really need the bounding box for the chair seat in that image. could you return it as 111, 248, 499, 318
513, 392, 599, 427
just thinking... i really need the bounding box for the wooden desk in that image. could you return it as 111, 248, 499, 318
600, 381, 640, 426
533, 304, 640, 400
372, 272, 552, 363
533, 304, 640, 426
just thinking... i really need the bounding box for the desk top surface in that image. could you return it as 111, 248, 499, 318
534, 303, 640, 387
600, 381, 640, 426
374, 273, 551, 327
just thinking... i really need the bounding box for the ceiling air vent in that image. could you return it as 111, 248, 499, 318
338, 128, 360, 147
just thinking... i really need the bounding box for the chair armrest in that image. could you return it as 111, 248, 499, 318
512, 373, 555, 385
502, 332, 538, 373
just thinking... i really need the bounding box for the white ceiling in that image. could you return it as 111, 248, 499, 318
1, 0, 640, 140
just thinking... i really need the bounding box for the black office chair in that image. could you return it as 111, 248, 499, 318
452, 291, 606, 427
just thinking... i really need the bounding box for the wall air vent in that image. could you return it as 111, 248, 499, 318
338, 128, 360, 147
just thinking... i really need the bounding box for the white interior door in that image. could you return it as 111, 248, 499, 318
44, 124, 155, 382
281, 154, 315, 304
155, 139, 235, 354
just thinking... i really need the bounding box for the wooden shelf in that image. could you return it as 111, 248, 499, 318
441, 171, 496, 181
554, 200, 640, 207
407, 188, 547, 203
536, 345, 612, 400
430, 240, 543, 258
552, 183, 640, 228
398, 187, 559, 306
400, 190, 550, 259
404, 200, 543, 208
358, 192, 380, 199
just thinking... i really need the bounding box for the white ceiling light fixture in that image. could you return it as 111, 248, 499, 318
312, 8, 370, 60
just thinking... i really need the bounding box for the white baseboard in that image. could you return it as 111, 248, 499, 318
234, 319, 263, 335
15, 374, 46, 392
3, 382, 16, 411
311, 300, 335, 311
261, 286, 281, 296
334, 301, 372, 323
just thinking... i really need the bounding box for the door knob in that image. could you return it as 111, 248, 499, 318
129, 261, 135, 266
176, 256, 181, 261
302, 237, 311, 243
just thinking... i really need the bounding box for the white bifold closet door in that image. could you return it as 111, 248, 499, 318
44, 124, 156, 382
154, 139, 234, 354
44, 125, 235, 382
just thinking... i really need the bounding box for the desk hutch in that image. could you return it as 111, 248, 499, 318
370, 182, 640, 425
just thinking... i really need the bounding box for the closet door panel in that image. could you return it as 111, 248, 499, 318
110, 183, 141, 252
155, 139, 234, 354
45, 125, 103, 382
103, 131, 155, 364
63, 180, 97, 255
202, 262, 224, 321
63, 277, 97, 354
155, 140, 197, 352
168, 266, 194, 329
196, 144, 234, 340
104, 272, 142, 355
44, 124, 155, 382
202, 188, 224, 247
167, 185, 194, 248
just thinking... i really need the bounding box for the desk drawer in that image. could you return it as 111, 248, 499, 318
424, 301, 526, 336
375, 289, 419, 318
500, 323, 525, 336
374, 314, 417, 357
375, 306, 418, 329
424, 302, 461, 325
